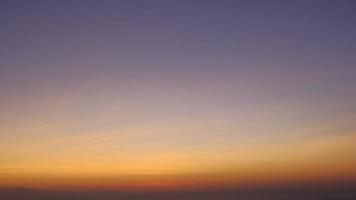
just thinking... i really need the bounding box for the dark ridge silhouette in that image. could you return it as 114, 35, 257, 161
0, 184, 355, 200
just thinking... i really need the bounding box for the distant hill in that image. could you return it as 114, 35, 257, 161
0, 185, 355, 200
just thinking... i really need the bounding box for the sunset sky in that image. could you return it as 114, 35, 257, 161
0, 0, 356, 191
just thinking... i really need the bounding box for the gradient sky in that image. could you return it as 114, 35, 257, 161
1, 0, 356, 190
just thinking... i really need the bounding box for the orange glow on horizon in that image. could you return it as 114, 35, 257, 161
1, 132, 355, 190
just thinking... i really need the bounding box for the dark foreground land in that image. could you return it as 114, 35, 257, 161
0, 185, 355, 200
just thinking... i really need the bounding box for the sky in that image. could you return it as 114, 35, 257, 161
0, 0, 356, 191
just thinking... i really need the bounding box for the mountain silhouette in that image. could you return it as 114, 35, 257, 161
0, 185, 355, 200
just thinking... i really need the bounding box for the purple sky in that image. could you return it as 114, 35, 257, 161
0, 0, 356, 189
